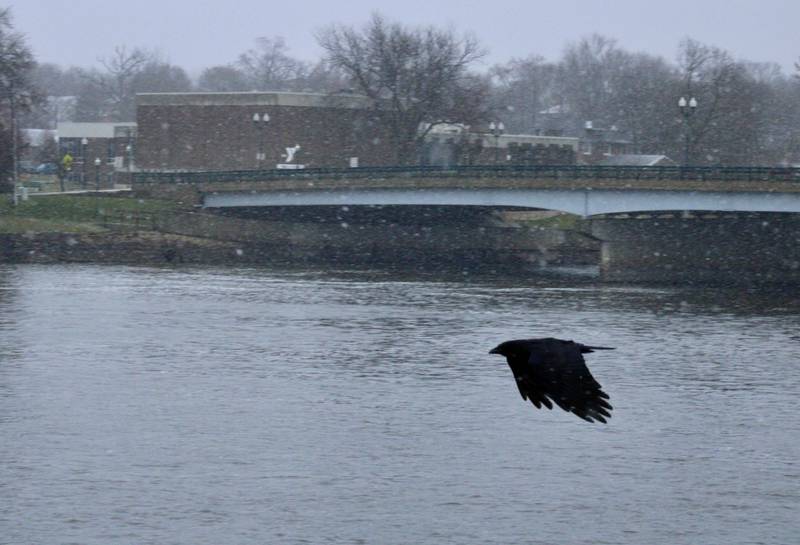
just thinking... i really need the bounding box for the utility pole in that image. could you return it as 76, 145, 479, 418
7, 80, 20, 205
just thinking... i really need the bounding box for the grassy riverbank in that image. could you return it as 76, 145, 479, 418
1, 192, 597, 270
0, 194, 240, 265
0, 193, 182, 234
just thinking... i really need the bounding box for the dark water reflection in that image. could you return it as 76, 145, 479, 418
1, 265, 798, 544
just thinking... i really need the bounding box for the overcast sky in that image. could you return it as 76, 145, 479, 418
7, 0, 799, 75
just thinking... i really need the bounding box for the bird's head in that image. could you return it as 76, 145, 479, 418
489, 341, 514, 357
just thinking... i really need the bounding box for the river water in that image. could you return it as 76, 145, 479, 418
1, 264, 798, 544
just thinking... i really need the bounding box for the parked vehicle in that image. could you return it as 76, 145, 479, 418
35, 163, 58, 175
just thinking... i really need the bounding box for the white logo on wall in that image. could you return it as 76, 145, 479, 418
277, 144, 305, 169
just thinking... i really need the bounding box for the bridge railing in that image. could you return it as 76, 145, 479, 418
132, 164, 800, 184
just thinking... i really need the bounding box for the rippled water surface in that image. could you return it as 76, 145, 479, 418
1, 265, 799, 544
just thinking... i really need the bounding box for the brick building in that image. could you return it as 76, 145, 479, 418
57, 122, 136, 187
135, 92, 581, 171
577, 122, 633, 164
476, 132, 577, 165
135, 92, 400, 171
420, 123, 577, 167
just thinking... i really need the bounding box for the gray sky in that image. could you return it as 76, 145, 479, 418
8, 0, 800, 74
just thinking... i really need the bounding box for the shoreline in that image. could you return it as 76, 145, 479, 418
0, 230, 579, 274
4, 230, 799, 287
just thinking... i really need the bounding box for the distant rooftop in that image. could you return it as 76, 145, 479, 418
57, 122, 136, 139
539, 104, 570, 115
21, 128, 57, 146
597, 154, 676, 167
420, 122, 579, 149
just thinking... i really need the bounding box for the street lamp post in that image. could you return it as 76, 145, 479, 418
678, 96, 697, 166
125, 144, 133, 172
93, 157, 101, 217
488, 121, 505, 164
81, 137, 89, 188
252, 112, 270, 168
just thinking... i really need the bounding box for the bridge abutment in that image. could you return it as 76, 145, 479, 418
590, 212, 800, 284
150, 207, 599, 271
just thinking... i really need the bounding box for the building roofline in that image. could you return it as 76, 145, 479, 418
57, 122, 137, 139
136, 91, 376, 109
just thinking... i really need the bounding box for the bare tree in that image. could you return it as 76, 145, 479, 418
676, 38, 752, 164
605, 52, 679, 154
490, 55, 558, 134
237, 37, 308, 91
131, 58, 192, 94
30, 62, 84, 97
301, 60, 350, 93
556, 35, 626, 128
22, 63, 83, 127
73, 67, 109, 121
317, 14, 488, 163
772, 73, 800, 164
75, 47, 192, 121
197, 65, 250, 92
82, 46, 152, 120
0, 7, 37, 193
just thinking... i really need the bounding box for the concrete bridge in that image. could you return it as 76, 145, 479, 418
133, 164, 800, 216
132, 165, 800, 282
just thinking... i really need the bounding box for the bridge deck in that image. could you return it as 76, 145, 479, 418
132, 165, 800, 215
190, 175, 800, 195
133, 164, 800, 185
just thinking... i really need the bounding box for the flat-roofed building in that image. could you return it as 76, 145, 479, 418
57, 122, 137, 187
135, 92, 399, 171
421, 123, 578, 166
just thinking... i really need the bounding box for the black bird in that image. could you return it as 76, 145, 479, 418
489, 337, 614, 423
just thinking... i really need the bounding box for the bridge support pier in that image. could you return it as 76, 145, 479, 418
589, 212, 800, 284
151, 207, 600, 271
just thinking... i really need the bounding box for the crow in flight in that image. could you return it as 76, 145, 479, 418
489, 338, 614, 423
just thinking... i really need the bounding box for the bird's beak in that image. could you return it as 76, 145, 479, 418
489, 347, 501, 355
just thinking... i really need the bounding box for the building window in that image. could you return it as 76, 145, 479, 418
107, 140, 116, 164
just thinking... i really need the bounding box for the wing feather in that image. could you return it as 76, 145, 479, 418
508, 339, 613, 422
498, 338, 613, 423
529, 340, 613, 422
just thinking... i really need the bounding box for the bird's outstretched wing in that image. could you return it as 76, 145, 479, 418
504, 339, 613, 423
528, 341, 612, 423
505, 351, 554, 410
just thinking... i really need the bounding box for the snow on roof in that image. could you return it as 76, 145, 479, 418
136, 91, 375, 109
57, 122, 136, 139
21, 129, 57, 146
539, 104, 569, 115
597, 154, 676, 166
